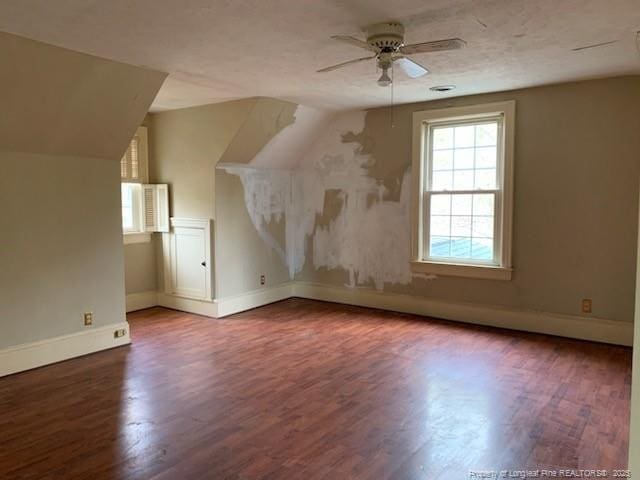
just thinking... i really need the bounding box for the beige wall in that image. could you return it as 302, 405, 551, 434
150, 98, 257, 219
215, 77, 640, 324
150, 98, 301, 298
293, 76, 640, 323
124, 242, 157, 294
149, 98, 257, 295
0, 154, 127, 348
215, 169, 291, 297
0, 32, 164, 348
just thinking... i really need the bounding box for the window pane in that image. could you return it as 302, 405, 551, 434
474, 169, 496, 189
472, 216, 494, 238
433, 149, 453, 170
431, 194, 450, 215
450, 237, 471, 258
475, 146, 497, 168
430, 215, 450, 236
121, 184, 133, 207
453, 148, 474, 170
473, 194, 494, 216
432, 170, 453, 191
433, 127, 453, 149
426, 118, 502, 265
475, 123, 497, 146
430, 236, 451, 257
471, 238, 493, 260
453, 169, 474, 190
121, 183, 136, 231
122, 207, 134, 230
451, 216, 471, 237
451, 194, 472, 215
454, 125, 475, 148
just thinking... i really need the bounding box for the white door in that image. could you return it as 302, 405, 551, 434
168, 218, 212, 300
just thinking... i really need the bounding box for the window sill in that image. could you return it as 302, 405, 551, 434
411, 260, 512, 281
123, 233, 151, 245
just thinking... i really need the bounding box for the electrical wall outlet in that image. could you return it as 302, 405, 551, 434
260, 274, 266, 286
114, 328, 127, 338
84, 312, 93, 326
581, 299, 592, 314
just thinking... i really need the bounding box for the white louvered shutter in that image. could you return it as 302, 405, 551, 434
142, 184, 169, 232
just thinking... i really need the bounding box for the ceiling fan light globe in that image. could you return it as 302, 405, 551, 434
377, 71, 392, 87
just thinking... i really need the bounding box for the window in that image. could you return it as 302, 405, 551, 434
411, 101, 515, 280
120, 126, 170, 243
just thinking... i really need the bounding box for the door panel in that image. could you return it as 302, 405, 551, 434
167, 218, 212, 301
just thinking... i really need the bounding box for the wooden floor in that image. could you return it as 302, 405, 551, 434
0, 299, 632, 479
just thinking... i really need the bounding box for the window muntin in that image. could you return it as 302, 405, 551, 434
423, 116, 503, 266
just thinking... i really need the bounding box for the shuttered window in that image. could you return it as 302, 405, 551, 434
120, 126, 169, 238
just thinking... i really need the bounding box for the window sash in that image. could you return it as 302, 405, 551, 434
422, 116, 505, 266
122, 183, 143, 234
422, 190, 502, 266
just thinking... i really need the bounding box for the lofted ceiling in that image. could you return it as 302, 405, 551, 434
0, 0, 639, 112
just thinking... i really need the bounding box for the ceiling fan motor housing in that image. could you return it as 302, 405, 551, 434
366, 22, 405, 52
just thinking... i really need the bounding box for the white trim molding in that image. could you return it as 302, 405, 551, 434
292, 282, 633, 347
216, 283, 294, 317
126, 291, 158, 312
155, 283, 295, 319
157, 292, 218, 318
0, 322, 131, 377
411, 260, 512, 280
128, 282, 632, 347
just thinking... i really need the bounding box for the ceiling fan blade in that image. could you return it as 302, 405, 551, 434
331, 35, 378, 53
394, 56, 429, 78
317, 55, 376, 73
400, 38, 466, 55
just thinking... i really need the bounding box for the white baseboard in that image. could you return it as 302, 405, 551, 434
216, 282, 294, 317
126, 291, 158, 312
156, 292, 218, 318
133, 282, 633, 346
0, 322, 131, 377
292, 282, 634, 346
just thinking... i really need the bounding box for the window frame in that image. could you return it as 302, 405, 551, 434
121, 126, 151, 244
411, 101, 515, 281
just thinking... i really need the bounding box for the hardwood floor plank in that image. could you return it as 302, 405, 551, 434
0, 299, 631, 479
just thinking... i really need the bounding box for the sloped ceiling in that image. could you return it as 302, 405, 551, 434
0, 0, 638, 111
0, 32, 166, 160
219, 98, 334, 169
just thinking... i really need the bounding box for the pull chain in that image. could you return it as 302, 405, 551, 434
391, 62, 395, 128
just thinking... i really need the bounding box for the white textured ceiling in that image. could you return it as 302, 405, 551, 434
1, 0, 639, 111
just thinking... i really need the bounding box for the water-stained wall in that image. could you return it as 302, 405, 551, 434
220, 76, 640, 323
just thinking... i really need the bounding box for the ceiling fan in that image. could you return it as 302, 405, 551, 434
318, 22, 466, 86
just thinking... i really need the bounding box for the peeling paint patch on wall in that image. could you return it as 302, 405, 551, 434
310, 171, 413, 290
221, 108, 431, 290
219, 164, 292, 268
